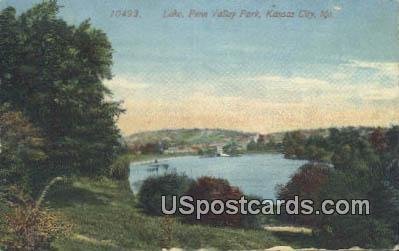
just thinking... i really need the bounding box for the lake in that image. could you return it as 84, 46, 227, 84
129, 154, 307, 200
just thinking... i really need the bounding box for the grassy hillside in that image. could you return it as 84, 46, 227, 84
48, 177, 315, 250
124, 127, 377, 149
125, 128, 256, 147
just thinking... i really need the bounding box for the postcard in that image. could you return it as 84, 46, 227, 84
0, 0, 398, 250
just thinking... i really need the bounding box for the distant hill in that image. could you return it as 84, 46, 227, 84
124, 126, 379, 149
124, 128, 256, 147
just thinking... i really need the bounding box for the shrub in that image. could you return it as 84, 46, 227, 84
277, 163, 331, 226
315, 169, 398, 248
317, 216, 394, 249
0, 177, 70, 250
1, 202, 68, 250
138, 173, 194, 215
108, 155, 131, 180
185, 176, 243, 227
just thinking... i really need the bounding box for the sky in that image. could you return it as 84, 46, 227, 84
1, 0, 398, 135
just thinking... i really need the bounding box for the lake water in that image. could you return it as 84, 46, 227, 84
129, 154, 307, 200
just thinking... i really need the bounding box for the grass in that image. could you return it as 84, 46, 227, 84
46, 177, 317, 250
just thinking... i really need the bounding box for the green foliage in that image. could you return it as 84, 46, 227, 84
282, 127, 380, 167
223, 141, 243, 156
246, 139, 257, 151
138, 173, 194, 216
329, 131, 379, 170
282, 131, 306, 159
278, 165, 398, 248
317, 215, 394, 249
0, 105, 48, 195
247, 136, 279, 152
198, 146, 217, 156
126, 128, 255, 149
279, 126, 399, 248
0, 1, 123, 178
316, 169, 396, 248
0, 177, 70, 251
108, 155, 131, 180
386, 126, 399, 159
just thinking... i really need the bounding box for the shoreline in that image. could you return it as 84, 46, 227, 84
129, 153, 195, 166
129, 152, 286, 167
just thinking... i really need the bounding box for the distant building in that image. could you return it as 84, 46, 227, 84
215, 145, 230, 157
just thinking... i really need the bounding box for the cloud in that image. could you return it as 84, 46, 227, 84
345, 60, 398, 79
104, 76, 149, 100
242, 71, 398, 106
106, 66, 398, 135
354, 86, 398, 101
248, 75, 330, 89
118, 86, 398, 135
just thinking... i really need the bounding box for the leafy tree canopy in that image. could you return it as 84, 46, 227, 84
0, 1, 124, 182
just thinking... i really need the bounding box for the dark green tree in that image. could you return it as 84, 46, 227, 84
282, 131, 306, 159
223, 141, 241, 156
0, 1, 124, 178
386, 126, 399, 158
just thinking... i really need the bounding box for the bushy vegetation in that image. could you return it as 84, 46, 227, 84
185, 177, 243, 227
197, 146, 217, 156
138, 173, 194, 215
314, 169, 398, 249
138, 174, 262, 229
108, 155, 131, 180
247, 135, 280, 152
0, 106, 48, 195
223, 141, 244, 156
277, 163, 331, 227
0, 177, 70, 250
278, 126, 399, 248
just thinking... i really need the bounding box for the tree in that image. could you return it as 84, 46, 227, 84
369, 128, 387, 153
223, 141, 241, 156
277, 163, 331, 226
0, 105, 47, 194
282, 131, 306, 159
0, 1, 124, 177
386, 126, 399, 157
140, 142, 163, 154
246, 139, 257, 151
266, 136, 277, 149
316, 168, 397, 248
